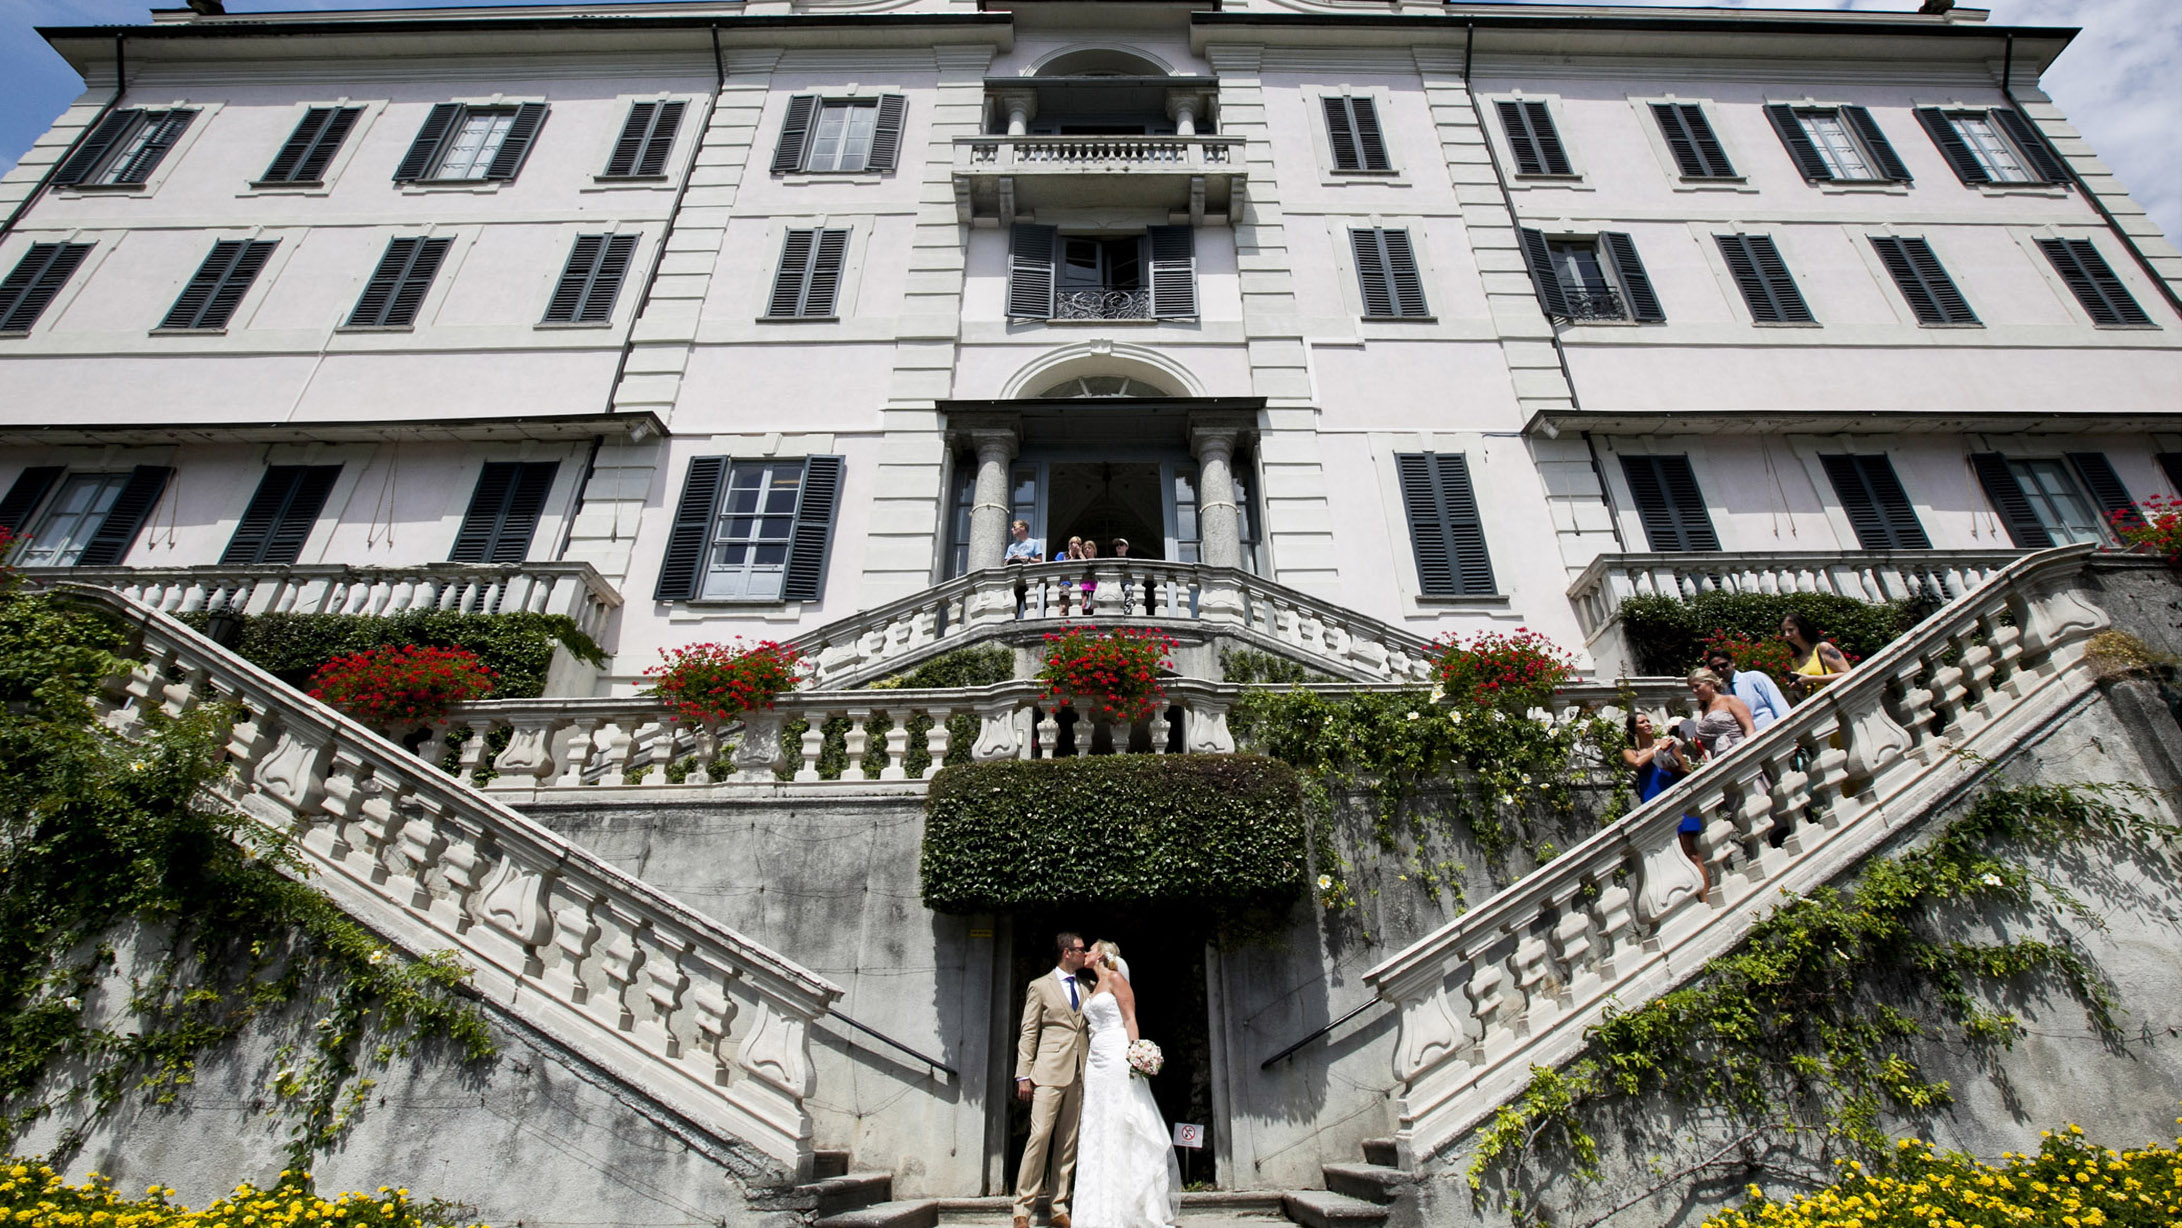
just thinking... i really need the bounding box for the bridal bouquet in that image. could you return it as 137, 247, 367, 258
1125, 1038, 1164, 1080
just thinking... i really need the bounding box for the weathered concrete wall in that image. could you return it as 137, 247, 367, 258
16, 921, 800, 1228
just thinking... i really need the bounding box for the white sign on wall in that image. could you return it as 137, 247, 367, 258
1172, 1122, 1205, 1149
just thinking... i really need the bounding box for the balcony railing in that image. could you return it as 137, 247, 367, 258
961, 134, 1239, 169
1561, 287, 1627, 322
26, 562, 622, 647
1566, 550, 2023, 641
952, 134, 1245, 224
1054, 289, 1153, 320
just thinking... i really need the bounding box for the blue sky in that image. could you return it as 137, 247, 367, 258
1, 1, 2175, 240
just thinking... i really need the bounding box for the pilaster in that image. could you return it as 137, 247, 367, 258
2006, 77, 2182, 316
0, 78, 119, 223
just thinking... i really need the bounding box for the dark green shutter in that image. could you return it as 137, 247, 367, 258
1518, 227, 1569, 319
1324, 97, 1387, 171
482, 102, 547, 181
1620, 455, 1718, 552
1601, 232, 1664, 322
803, 229, 848, 317
2067, 452, 2139, 533
2038, 238, 2154, 327
1765, 104, 1831, 181
162, 239, 277, 331
1007, 224, 1058, 320
867, 95, 907, 172
1354, 228, 1427, 318
263, 107, 360, 183
222, 465, 340, 566
1968, 453, 2051, 548
1498, 100, 1570, 175
0, 243, 93, 333
771, 95, 816, 173
544, 233, 638, 324
1324, 97, 1360, 170
1652, 103, 1733, 178
1147, 225, 1197, 318
1717, 234, 1813, 324
393, 103, 462, 182
1842, 107, 1910, 182
1822, 454, 1930, 551
782, 456, 845, 603
656, 456, 727, 601
77, 466, 174, 567
605, 100, 686, 177
1916, 108, 1989, 185
1869, 236, 1976, 326
766, 229, 848, 318
54, 109, 143, 186
1397, 453, 1494, 597
1381, 229, 1427, 317
1992, 109, 2069, 185
450, 460, 559, 563
0, 466, 63, 535
349, 237, 450, 328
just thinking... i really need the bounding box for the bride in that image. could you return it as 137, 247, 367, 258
1073, 941, 1181, 1228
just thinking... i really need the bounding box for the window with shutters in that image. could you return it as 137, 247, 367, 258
0, 243, 93, 334
601, 100, 687, 179
159, 239, 278, 333
393, 102, 547, 184
257, 107, 362, 185
771, 95, 907, 175
1650, 103, 1737, 179
55, 108, 199, 189
2009, 459, 2107, 546
2037, 238, 2155, 328
1322, 96, 1392, 173
1868, 236, 1978, 326
1971, 452, 2131, 548
1766, 104, 1911, 184
1915, 107, 2068, 187
1619, 455, 1720, 552
1715, 233, 1815, 324
1007, 225, 1196, 321
765, 229, 851, 319
1519, 231, 1665, 323
1395, 453, 1496, 598
655, 456, 846, 603
1820, 454, 1930, 551
1494, 99, 1575, 177
345, 237, 452, 329
223, 465, 341, 566
542, 234, 638, 325
7, 466, 172, 568
450, 461, 559, 563
1351, 228, 1430, 319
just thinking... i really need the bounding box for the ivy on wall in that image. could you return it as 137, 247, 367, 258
1615, 591, 1921, 679
1465, 781, 2178, 1227
2, 589, 493, 1178
864, 644, 1016, 690
179, 610, 603, 700
920, 755, 1307, 915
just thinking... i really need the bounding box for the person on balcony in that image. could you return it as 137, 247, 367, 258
1055, 536, 1085, 562
1078, 538, 1100, 612
1110, 537, 1129, 558
1782, 613, 1854, 697
1006, 520, 1045, 565
1705, 647, 1791, 730
1687, 669, 1756, 761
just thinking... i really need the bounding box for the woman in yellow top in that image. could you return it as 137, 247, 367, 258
1782, 612, 1853, 697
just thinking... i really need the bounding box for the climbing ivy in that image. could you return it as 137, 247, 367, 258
178, 610, 602, 701
863, 644, 1016, 690
1464, 780, 2178, 1226
0, 587, 493, 1178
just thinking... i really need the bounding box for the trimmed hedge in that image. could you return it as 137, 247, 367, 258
180, 610, 603, 700
1615, 591, 1925, 678
921, 755, 1307, 913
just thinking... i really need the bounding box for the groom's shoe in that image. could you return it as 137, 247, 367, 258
1050, 1214, 1072, 1228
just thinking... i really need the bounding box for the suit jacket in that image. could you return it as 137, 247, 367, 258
1016, 968, 1089, 1087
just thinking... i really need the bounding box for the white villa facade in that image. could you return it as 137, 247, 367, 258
4, 0, 2172, 683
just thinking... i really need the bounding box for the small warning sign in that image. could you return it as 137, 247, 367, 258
1172, 1122, 1206, 1149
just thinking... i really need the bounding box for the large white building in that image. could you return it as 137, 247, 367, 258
4, 2, 2181, 1223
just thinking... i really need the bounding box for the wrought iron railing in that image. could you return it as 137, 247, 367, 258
1054, 288, 1154, 320
1562, 287, 1628, 322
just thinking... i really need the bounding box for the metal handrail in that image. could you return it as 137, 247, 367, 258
1259, 996, 1386, 1070
829, 1009, 958, 1079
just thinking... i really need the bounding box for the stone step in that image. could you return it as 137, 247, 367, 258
813, 1149, 853, 1180
1320, 1162, 1409, 1206
1279, 1190, 1391, 1228
1359, 1139, 1398, 1169
817, 1200, 941, 1228
934, 1192, 1287, 1225
801, 1172, 897, 1218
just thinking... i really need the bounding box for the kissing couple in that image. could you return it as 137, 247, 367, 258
1013, 933, 1181, 1228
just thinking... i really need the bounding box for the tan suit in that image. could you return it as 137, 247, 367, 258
1013, 968, 1089, 1219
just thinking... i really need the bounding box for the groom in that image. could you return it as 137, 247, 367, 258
1013, 932, 1090, 1228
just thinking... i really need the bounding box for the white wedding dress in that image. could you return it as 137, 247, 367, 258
1073, 990, 1181, 1228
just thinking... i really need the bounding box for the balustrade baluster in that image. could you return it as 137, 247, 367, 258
1033, 704, 1060, 759
392, 793, 451, 913
878, 709, 911, 781
592, 904, 648, 1031
923, 713, 952, 779
541, 882, 603, 1005
1589, 871, 1638, 977
635, 926, 694, 1060
556, 720, 601, 787
1546, 895, 1595, 1009
842, 707, 873, 778
795, 715, 826, 782
601, 720, 639, 786
685, 723, 721, 786
1147, 705, 1171, 754
1509, 930, 1552, 1035
490, 716, 563, 791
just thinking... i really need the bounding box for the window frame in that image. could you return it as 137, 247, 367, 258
2, 464, 173, 569
655, 454, 846, 606
2006, 457, 2109, 547
1487, 95, 1579, 180
15, 472, 133, 569
1305, 87, 1407, 184
1349, 226, 1432, 321
770, 93, 907, 178
1711, 232, 1817, 326
1765, 101, 1911, 188
540, 232, 641, 327
598, 97, 692, 182
156, 237, 281, 335
342, 235, 456, 331
2033, 235, 2157, 329
254, 105, 366, 188
0, 241, 96, 336
53, 106, 209, 195
392, 100, 547, 188
1865, 234, 1979, 328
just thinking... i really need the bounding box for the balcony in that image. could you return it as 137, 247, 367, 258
952, 134, 1245, 226
1561, 287, 1628, 322
26, 561, 622, 648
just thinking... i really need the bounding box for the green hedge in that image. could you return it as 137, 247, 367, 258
180, 610, 603, 700
1614, 591, 1926, 678
921, 755, 1307, 913
866, 643, 1016, 690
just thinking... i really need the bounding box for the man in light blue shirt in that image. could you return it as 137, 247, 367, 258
1003, 519, 1044, 564
1706, 647, 1792, 730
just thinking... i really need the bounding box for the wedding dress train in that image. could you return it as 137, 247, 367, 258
1072, 992, 1181, 1228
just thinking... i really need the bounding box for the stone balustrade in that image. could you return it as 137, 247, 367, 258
61, 583, 832, 1176
1566, 549, 2022, 641
790, 560, 1443, 689
958, 133, 1242, 170
31, 562, 622, 648
1364, 544, 2110, 1167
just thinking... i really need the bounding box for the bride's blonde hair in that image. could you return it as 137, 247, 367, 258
1093, 940, 1124, 973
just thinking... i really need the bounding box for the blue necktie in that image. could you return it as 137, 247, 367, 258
1067, 976, 1079, 1011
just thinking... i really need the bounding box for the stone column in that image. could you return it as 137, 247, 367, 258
1168, 95, 1198, 137
1000, 92, 1037, 138
1192, 425, 1243, 569
965, 429, 1019, 571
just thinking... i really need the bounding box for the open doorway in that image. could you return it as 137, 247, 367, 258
1045, 462, 1167, 560
1004, 907, 1218, 1188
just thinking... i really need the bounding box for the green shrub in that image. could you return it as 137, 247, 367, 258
182, 611, 602, 700
1614, 591, 1921, 678
1219, 647, 1330, 685
866, 643, 1016, 690
920, 755, 1307, 913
